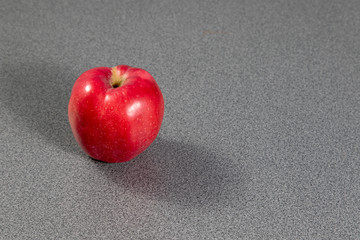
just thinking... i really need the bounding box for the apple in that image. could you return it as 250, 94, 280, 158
68, 65, 164, 163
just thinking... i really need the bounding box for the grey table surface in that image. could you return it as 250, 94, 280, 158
1, 0, 360, 239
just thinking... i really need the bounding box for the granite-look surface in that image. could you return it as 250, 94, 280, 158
1, 0, 359, 239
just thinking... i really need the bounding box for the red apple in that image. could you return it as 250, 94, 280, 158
68, 65, 164, 163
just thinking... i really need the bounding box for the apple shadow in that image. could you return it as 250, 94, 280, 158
94, 137, 251, 208
1, 60, 81, 155
1, 60, 250, 208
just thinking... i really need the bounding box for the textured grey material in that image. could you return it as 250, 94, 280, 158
1, 0, 360, 239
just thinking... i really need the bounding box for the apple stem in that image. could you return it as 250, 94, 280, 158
111, 67, 125, 88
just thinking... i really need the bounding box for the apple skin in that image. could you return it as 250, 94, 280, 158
68, 65, 164, 163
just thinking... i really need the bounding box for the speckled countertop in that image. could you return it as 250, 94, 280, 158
1, 0, 359, 239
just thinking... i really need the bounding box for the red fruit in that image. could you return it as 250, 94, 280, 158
68, 65, 164, 163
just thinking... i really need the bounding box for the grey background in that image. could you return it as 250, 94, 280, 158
1, 0, 359, 239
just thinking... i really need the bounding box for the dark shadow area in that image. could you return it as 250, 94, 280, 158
94, 137, 251, 208
1, 60, 250, 208
1, 60, 81, 155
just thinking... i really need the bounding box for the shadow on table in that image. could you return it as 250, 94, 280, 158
94, 137, 250, 208
1, 60, 81, 155
1, 60, 250, 208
